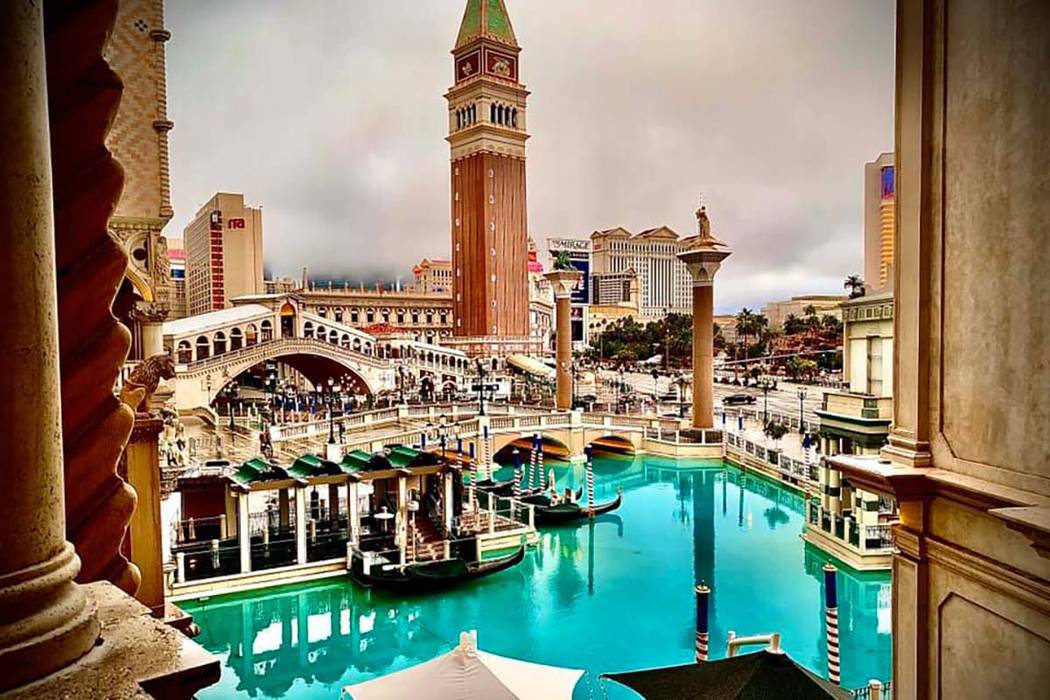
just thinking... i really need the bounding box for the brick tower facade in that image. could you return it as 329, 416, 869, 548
446, 0, 535, 357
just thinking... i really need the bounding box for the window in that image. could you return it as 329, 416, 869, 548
866, 336, 884, 396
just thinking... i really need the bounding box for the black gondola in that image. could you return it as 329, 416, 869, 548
521, 490, 623, 525
349, 546, 525, 593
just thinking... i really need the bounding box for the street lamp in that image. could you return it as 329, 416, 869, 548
570, 361, 579, 409
223, 381, 239, 443
677, 373, 687, 418
797, 388, 808, 434
759, 376, 776, 426
326, 377, 341, 444
266, 370, 277, 426
397, 366, 406, 406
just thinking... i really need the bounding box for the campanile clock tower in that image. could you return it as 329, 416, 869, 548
446, 0, 533, 356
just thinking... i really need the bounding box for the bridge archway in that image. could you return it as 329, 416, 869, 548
207, 351, 375, 407
587, 435, 637, 456
493, 433, 571, 464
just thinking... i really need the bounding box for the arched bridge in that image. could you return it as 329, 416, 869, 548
163, 297, 470, 411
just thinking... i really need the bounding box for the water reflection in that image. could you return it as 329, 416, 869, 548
183, 456, 891, 699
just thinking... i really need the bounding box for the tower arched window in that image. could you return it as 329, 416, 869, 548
511, 108, 518, 127
490, 103, 496, 123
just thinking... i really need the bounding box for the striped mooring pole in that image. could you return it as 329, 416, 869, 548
529, 434, 539, 490
512, 449, 522, 500
695, 582, 711, 662
585, 445, 595, 517
537, 438, 546, 489
824, 562, 841, 685
457, 436, 463, 454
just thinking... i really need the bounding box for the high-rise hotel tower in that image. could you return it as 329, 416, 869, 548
446, 0, 535, 357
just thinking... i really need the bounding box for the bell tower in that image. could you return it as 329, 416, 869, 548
446, 0, 531, 356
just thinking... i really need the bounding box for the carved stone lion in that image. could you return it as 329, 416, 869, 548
119, 353, 176, 413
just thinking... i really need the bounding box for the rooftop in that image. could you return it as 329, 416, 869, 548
163, 304, 272, 338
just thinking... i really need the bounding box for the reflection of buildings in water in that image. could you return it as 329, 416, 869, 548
802, 543, 892, 678
188, 583, 447, 695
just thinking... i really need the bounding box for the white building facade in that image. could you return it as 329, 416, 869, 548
590, 227, 691, 319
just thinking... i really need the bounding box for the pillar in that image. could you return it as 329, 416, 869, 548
328, 483, 340, 523
678, 205, 731, 431
695, 583, 711, 662
0, 2, 100, 688
824, 563, 841, 685
692, 285, 715, 428
545, 270, 581, 412
122, 416, 165, 616
279, 489, 290, 529
295, 487, 307, 565
443, 472, 454, 532
397, 475, 408, 566
238, 493, 251, 575
347, 480, 360, 546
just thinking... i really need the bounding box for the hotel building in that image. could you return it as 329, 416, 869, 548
590, 227, 691, 319
863, 152, 895, 292
412, 258, 453, 295
184, 192, 265, 316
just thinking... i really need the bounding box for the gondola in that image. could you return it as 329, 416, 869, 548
349, 546, 525, 593
521, 490, 623, 525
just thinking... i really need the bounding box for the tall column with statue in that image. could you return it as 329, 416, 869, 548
678, 203, 731, 430
545, 264, 582, 411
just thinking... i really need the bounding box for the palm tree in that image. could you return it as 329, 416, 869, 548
735, 308, 756, 358
844, 274, 865, 299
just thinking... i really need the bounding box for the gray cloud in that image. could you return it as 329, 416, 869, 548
165, 0, 894, 312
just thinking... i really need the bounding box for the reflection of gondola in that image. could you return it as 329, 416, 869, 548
523, 491, 622, 525
349, 546, 525, 593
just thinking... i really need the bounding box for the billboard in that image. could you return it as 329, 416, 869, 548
547, 238, 591, 306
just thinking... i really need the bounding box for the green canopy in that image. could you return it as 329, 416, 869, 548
340, 450, 373, 473
287, 453, 342, 480
229, 457, 290, 489
386, 445, 421, 469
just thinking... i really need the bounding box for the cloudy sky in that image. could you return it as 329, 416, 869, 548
165, 0, 895, 313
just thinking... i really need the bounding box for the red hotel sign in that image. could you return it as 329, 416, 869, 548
227, 218, 246, 229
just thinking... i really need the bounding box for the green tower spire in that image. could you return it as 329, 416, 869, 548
455, 0, 518, 50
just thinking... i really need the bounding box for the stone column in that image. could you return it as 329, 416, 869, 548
0, 2, 100, 689
121, 416, 165, 616
347, 480, 360, 546
238, 493, 251, 575
328, 483, 340, 523
678, 205, 731, 430
545, 270, 582, 411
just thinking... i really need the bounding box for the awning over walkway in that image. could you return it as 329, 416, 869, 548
506, 354, 555, 380
229, 457, 295, 489
287, 453, 342, 480
343, 632, 582, 700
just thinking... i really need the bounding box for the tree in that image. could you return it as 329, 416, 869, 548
783, 314, 806, 335
552, 251, 574, 271
844, 274, 866, 299
764, 420, 789, 443
735, 308, 757, 358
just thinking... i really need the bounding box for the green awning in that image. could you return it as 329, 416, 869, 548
387, 445, 421, 468
229, 457, 289, 489
340, 450, 373, 473
288, 453, 342, 480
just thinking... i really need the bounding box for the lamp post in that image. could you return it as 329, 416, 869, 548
266, 370, 277, 426
759, 376, 775, 426
326, 377, 341, 444
663, 307, 671, 373
570, 362, 580, 410
797, 387, 808, 434
678, 373, 687, 419
223, 381, 239, 443
397, 366, 406, 406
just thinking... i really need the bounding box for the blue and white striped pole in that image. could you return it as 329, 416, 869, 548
457, 436, 463, 455
484, 425, 493, 481
529, 434, 539, 490
512, 450, 522, 518
537, 437, 546, 489
824, 563, 840, 685
695, 582, 711, 662
585, 445, 595, 518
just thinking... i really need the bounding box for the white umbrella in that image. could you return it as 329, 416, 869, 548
343, 631, 582, 700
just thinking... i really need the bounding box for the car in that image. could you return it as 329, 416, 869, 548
722, 393, 757, 406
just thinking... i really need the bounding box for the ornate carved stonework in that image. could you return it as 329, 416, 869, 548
46, 0, 139, 594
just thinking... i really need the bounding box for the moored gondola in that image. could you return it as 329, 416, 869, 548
349, 546, 525, 593
522, 490, 623, 525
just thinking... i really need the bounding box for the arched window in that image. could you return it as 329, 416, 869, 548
456, 111, 462, 130
328, 329, 338, 345
260, 320, 273, 342
490, 103, 496, 123
511, 108, 518, 127
341, 334, 351, 349
318, 307, 327, 318
351, 309, 360, 324
177, 341, 192, 364
230, 327, 243, 351
245, 324, 258, 346
335, 308, 344, 323
315, 325, 326, 340
213, 332, 227, 356
195, 336, 210, 361
353, 338, 362, 352
303, 321, 314, 338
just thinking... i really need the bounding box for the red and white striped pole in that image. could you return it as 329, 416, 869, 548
585, 445, 595, 517
824, 562, 840, 685
695, 582, 711, 662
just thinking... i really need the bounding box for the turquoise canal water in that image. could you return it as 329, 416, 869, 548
181, 457, 891, 698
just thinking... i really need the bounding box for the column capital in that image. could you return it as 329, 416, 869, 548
544, 269, 582, 299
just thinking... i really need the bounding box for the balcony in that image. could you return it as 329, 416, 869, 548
820, 392, 893, 421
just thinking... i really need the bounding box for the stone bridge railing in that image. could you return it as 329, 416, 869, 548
179, 337, 390, 378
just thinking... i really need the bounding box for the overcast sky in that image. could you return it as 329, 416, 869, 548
165, 0, 895, 313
